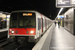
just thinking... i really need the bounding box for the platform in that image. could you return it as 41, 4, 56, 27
32, 24, 75, 50
0, 28, 8, 32
49, 24, 75, 50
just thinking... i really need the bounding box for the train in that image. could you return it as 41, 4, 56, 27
7, 10, 53, 44
0, 17, 7, 29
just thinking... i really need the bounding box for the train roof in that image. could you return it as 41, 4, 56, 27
11, 10, 37, 13
11, 10, 51, 20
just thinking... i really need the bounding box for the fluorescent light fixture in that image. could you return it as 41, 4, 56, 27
57, 8, 63, 18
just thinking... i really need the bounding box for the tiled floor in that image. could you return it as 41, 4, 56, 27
50, 24, 75, 50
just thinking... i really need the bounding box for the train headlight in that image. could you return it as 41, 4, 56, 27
30, 31, 34, 34
11, 31, 14, 34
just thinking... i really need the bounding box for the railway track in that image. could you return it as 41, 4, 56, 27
0, 31, 36, 50
15, 42, 35, 50
15, 45, 23, 50
0, 38, 7, 43
0, 31, 8, 47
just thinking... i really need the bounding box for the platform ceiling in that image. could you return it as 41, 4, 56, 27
0, 0, 69, 20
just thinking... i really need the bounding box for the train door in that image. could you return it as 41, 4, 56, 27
42, 18, 43, 33
45, 19, 47, 29
41, 14, 43, 33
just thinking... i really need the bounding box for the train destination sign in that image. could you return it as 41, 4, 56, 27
23, 13, 32, 16
56, 0, 75, 8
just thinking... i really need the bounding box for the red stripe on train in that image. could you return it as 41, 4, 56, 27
9, 28, 36, 35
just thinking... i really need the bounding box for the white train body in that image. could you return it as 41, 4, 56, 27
8, 10, 52, 43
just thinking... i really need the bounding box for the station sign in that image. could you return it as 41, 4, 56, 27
58, 15, 64, 18
71, 0, 75, 6
56, 0, 75, 8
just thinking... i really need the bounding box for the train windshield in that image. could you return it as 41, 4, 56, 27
10, 12, 36, 28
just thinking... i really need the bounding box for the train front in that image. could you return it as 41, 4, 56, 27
8, 12, 36, 43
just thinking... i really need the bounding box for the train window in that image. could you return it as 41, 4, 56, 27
10, 13, 18, 28
19, 16, 23, 27
19, 12, 36, 28
10, 12, 36, 28
45, 19, 47, 27
43, 19, 45, 27
23, 17, 35, 27
38, 18, 41, 30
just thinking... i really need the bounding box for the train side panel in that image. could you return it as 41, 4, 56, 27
35, 12, 42, 39
7, 10, 53, 43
